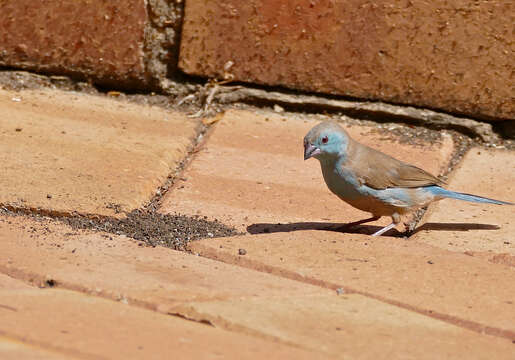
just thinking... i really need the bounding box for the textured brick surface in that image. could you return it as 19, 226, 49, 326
0, 215, 329, 312
180, 0, 514, 120
160, 109, 454, 232
0, 88, 198, 216
174, 294, 515, 359
0, 337, 72, 360
0, 0, 152, 88
0, 288, 321, 360
190, 231, 515, 339
0, 273, 32, 290
414, 148, 515, 262
2, 216, 513, 358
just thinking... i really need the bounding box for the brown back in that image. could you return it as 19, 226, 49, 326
344, 139, 444, 189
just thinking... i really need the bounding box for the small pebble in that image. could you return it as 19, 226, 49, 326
238, 248, 247, 256
273, 104, 284, 113
336, 288, 345, 295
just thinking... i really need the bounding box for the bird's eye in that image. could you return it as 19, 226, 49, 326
321, 136, 329, 144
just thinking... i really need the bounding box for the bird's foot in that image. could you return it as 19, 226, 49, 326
371, 222, 397, 236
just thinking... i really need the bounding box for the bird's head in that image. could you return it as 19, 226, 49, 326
304, 122, 349, 161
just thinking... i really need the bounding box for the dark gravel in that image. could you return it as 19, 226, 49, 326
0, 207, 240, 250
59, 209, 240, 250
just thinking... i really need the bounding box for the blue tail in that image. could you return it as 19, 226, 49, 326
426, 186, 513, 205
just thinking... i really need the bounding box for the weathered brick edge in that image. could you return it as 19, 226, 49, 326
0, 0, 184, 90
179, 0, 514, 121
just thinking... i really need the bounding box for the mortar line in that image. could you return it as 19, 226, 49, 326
2, 240, 513, 348
189, 244, 515, 342
0, 263, 319, 353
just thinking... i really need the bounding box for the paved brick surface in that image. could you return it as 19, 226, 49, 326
0, 337, 72, 360
0, 287, 322, 360
2, 216, 513, 358
160, 109, 454, 233
0, 88, 198, 216
179, 1, 513, 120
0, 215, 330, 311
0, 273, 32, 290
190, 231, 515, 340
1, 79, 513, 358
0, 0, 150, 88
414, 148, 515, 263
173, 294, 515, 359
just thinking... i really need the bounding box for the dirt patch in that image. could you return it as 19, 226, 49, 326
0, 207, 240, 250
59, 209, 240, 250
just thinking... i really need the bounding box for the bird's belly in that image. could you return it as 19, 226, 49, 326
322, 166, 386, 213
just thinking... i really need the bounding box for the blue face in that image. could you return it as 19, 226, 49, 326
304, 128, 347, 161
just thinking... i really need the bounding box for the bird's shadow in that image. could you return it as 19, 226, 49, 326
411, 222, 500, 235
247, 222, 403, 237
246, 221, 500, 237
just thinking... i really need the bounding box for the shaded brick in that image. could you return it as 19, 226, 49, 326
0, 88, 198, 216
180, 0, 514, 120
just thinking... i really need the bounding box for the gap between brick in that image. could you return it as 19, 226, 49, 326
189, 244, 515, 342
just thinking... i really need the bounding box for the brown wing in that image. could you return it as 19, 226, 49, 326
346, 141, 444, 190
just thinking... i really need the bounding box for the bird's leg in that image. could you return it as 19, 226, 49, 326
371, 222, 396, 236
371, 213, 400, 236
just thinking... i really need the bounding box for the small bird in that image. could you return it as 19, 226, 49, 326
303, 121, 512, 236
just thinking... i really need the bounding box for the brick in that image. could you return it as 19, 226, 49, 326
189, 231, 515, 339
413, 148, 515, 262
0, 0, 153, 88
0, 337, 71, 360
160, 109, 453, 232
0, 273, 32, 290
2, 217, 512, 358
0, 88, 198, 216
174, 294, 515, 359
0, 215, 329, 312
0, 287, 322, 360
180, 0, 513, 120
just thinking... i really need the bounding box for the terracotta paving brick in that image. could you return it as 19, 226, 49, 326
0, 273, 32, 290
0, 88, 198, 216
0, 215, 330, 311
179, 1, 513, 120
173, 294, 514, 359
0, 288, 322, 360
160, 109, 454, 233
189, 231, 515, 340
414, 148, 515, 263
0, 337, 72, 360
